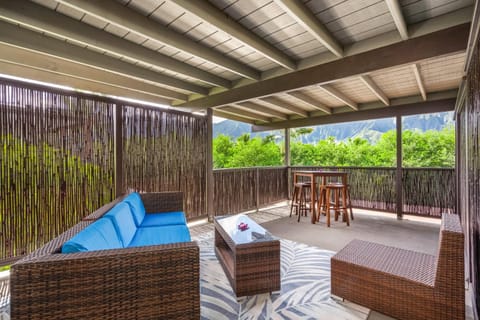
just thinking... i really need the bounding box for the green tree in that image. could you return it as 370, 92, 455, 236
213, 134, 234, 168
213, 126, 455, 168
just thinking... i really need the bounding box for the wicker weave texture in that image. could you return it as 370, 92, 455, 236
10, 193, 200, 319
214, 218, 281, 297
331, 213, 464, 320
141, 192, 183, 213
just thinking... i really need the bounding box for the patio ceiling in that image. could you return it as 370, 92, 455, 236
0, 0, 473, 127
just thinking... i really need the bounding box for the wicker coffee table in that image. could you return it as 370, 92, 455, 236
214, 214, 281, 297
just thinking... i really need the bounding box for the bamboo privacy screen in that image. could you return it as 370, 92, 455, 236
0, 80, 208, 263
459, 34, 480, 317
0, 81, 115, 263
122, 105, 207, 218
290, 166, 397, 212
213, 168, 257, 215
290, 166, 455, 216
402, 168, 455, 216
212, 166, 288, 216
257, 167, 288, 206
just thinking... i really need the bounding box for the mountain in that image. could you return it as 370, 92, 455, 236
213, 112, 454, 143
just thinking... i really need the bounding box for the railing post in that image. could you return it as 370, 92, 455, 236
255, 167, 260, 212
285, 128, 291, 199
396, 115, 403, 220
114, 104, 123, 198
206, 108, 214, 222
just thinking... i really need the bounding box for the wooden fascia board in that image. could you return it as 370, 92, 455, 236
252, 96, 456, 132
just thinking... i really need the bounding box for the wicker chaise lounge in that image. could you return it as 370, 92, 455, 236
331, 213, 464, 320
10, 192, 200, 320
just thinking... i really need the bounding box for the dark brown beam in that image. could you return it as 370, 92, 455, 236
252, 97, 455, 132
179, 23, 469, 109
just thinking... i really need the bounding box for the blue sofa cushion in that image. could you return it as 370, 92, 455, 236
62, 218, 123, 253
104, 202, 137, 247
140, 211, 187, 227
123, 192, 146, 226
128, 225, 191, 247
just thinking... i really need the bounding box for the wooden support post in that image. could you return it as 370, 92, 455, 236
285, 128, 291, 199
114, 104, 123, 198
396, 115, 403, 220
455, 113, 461, 216
256, 167, 260, 212
206, 108, 214, 222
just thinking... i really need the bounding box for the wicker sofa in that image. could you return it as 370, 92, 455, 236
331, 213, 464, 320
10, 192, 200, 320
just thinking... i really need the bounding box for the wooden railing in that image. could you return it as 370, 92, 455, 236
212, 165, 455, 218
290, 166, 397, 212
213, 166, 288, 216
402, 168, 455, 217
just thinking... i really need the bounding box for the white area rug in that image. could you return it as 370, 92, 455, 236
195, 232, 369, 320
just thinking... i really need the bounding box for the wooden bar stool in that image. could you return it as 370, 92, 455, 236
326, 182, 354, 221
317, 183, 350, 227
290, 182, 311, 222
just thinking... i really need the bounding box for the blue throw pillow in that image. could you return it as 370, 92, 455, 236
62, 218, 123, 253
104, 202, 138, 247
123, 192, 146, 226
128, 225, 191, 247
141, 211, 187, 227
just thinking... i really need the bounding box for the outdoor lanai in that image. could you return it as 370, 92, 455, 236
0, 1, 479, 319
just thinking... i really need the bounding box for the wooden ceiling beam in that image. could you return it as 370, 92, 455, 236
178, 23, 469, 109
412, 64, 427, 101
259, 97, 309, 117
217, 106, 271, 122
0, 0, 231, 88
234, 101, 289, 120
0, 43, 187, 101
286, 91, 332, 114
385, 0, 409, 40
359, 75, 390, 106
171, 0, 296, 71
319, 85, 358, 111
0, 60, 172, 105
275, 0, 343, 57
252, 93, 457, 131
0, 21, 206, 98
57, 0, 260, 80
213, 109, 256, 124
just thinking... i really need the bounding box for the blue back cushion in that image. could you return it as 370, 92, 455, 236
104, 202, 138, 247
62, 218, 123, 253
140, 211, 187, 227
123, 192, 146, 226
129, 225, 191, 247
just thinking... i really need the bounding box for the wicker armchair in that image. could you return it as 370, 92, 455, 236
331, 213, 464, 320
10, 192, 200, 320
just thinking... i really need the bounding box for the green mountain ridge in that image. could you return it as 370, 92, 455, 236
213, 112, 454, 143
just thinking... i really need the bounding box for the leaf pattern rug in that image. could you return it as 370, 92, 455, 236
196, 233, 369, 320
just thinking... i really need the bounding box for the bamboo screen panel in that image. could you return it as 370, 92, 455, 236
122, 106, 207, 219
0, 82, 114, 263
213, 168, 257, 216
257, 167, 288, 206
402, 168, 455, 217
290, 166, 397, 212
462, 36, 480, 318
